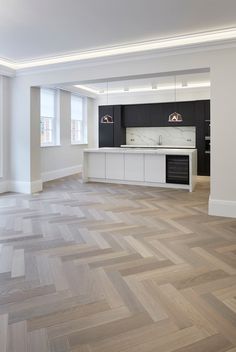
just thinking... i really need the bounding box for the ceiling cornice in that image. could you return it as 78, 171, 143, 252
0, 63, 16, 77
1, 27, 236, 76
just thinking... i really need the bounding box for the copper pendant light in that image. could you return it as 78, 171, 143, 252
101, 81, 114, 124
168, 76, 183, 123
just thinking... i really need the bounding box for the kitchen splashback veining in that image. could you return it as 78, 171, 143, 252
126, 127, 196, 147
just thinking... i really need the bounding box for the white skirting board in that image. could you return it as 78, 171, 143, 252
0, 179, 43, 194
9, 179, 43, 194
0, 181, 8, 194
0, 165, 82, 194
41, 164, 82, 182
209, 197, 236, 219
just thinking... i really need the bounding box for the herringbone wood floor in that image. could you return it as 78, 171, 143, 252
0, 175, 236, 352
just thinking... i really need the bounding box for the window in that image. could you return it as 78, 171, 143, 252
71, 94, 87, 144
40, 88, 59, 146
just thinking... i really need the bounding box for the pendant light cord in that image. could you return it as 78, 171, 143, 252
174, 75, 177, 109
107, 81, 108, 105
175, 75, 176, 103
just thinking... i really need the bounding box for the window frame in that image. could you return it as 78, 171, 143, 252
70, 94, 88, 145
40, 88, 60, 147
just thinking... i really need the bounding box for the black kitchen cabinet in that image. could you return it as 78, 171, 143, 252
204, 153, 210, 176
148, 103, 164, 126
122, 104, 152, 127
204, 99, 210, 121
194, 100, 211, 175
99, 105, 126, 147
205, 120, 210, 136
175, 101, 195, 126
195, 100, 205, 175
99, 123, 114, 147
123, 101, 197, 127
123, 103, 163, 127
113, 105, 126, 147
204, 100, 211, 176
99, 106, 114, 147
160, 103, 175, 126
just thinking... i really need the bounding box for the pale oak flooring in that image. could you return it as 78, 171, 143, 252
0, 175, 236, 352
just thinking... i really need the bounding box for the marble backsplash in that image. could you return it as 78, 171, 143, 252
126, 127, 196, 147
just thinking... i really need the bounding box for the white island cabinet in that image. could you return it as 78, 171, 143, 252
124, 153, 144, 181
83, 148, 197, 192
144, 154, 165, 183
106, 153, 124, 180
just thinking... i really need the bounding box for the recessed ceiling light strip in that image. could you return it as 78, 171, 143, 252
75, 85, 99, 94
74, 82, 210, 95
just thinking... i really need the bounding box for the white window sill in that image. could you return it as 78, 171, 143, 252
41, 144, 61, 148
71, 143, 88, 146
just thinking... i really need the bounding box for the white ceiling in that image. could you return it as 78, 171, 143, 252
1, 0, 236, 61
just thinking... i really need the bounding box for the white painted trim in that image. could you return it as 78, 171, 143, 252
0, 165, 81, 196
209, 197, 236, 219
10, 47, 209, 77
41, 164, 82, 182
8, 179, 42, 194
0, 181, 9, 194
13, 40, 234, 77
31, 180, 43, 193
9, 180, 31, 193
0, 64, 15, 77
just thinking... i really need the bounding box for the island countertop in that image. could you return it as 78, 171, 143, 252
120, 144, 196, 149
84, 147, 197, 155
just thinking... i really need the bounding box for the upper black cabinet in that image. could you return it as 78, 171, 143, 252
174, 101, 195, 126
149, 104, 165, 126
123, 105, 152, 127
123, 101, 197, 127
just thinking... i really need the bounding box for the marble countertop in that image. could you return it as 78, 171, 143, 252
120, 145, 196, 149
84, 147, 197, 155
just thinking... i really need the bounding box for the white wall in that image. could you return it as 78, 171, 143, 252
209, 53, 236, 217
7, 44, 236, 217
0, 76, 10, 193
30, 87, 41, 191
87, 96, 98, 149
10, 77, 31, 188
41, 90, 97, 182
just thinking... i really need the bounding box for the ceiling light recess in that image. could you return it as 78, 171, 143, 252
74, 82, 210, 95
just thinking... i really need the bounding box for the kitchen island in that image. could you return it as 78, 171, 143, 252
83, 148, 197, 192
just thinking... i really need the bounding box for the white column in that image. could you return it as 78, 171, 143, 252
209, 50, 236, 218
